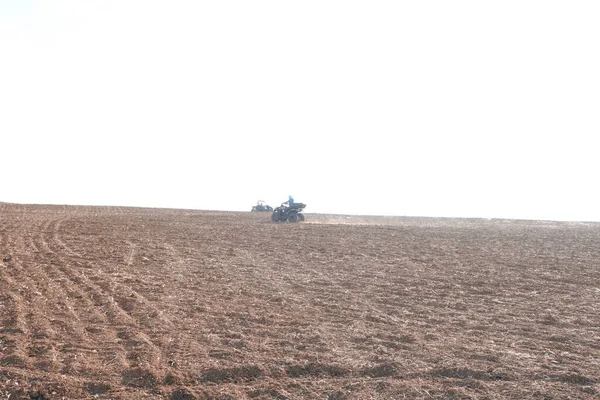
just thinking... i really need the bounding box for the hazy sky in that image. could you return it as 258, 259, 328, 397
1, 1, 599, 220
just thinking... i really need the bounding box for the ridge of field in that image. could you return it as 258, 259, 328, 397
0, 203, 599, 399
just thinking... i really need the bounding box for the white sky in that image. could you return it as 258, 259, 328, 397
1, 1, 599, 220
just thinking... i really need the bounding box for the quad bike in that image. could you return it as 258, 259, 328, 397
251, 200, 273, 212
271, 202, 306, 223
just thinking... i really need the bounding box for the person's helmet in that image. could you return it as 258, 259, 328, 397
288, 195, 293, 200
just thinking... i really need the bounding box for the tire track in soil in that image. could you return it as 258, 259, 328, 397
35, 217, 155, 378
52, 218, 82, 258
2, 213, 155, 391
19, 216, 97, 376
53, 220, 176, 337
36, 214, 183, 389
0, 217, 47, 373
125, 241, 136, 267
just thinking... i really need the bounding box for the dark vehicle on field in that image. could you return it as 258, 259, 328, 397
251, 200, 273, 212
271, 202, 306, 223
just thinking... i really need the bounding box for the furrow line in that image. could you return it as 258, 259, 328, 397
37, 217, 173, 381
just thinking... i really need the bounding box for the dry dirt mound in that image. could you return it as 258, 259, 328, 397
0, 203, 599, 399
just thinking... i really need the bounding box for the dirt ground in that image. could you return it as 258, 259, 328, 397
0, 203, 599, 399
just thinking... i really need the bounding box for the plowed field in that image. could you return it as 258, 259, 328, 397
0, 203, 599, 399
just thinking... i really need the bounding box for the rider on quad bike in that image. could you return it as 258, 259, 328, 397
285, 195, 294, 208
271, 195, 306, 223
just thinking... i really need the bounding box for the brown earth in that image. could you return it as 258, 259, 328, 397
0, 203, 599, 399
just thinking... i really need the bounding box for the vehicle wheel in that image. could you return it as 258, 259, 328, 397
287, 212, 298, 223
271, 211, 280, 222
297, 213, 305, 222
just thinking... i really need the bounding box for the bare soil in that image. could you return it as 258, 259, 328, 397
0, 203, 599, 399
